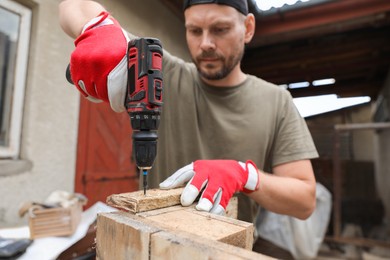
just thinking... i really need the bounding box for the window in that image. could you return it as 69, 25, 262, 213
0, 0, 31, 158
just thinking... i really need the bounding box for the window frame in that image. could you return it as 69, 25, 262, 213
0, 0, 31, 158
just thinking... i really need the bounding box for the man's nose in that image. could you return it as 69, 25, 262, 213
200, 33, 215, 50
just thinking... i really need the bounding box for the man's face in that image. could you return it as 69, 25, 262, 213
184, 4, 247, 81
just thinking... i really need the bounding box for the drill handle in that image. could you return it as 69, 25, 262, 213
126, 37, 163, 112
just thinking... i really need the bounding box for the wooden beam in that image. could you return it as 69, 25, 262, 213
334, 122, 390, 131
96, 210, 269, 260
150, 229, 274, 260
97, 212, 160, 260
244, 27, 390, 78
137, 205, 248, 248
254, 0, 390, 40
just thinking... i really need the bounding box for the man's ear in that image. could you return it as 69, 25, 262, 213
244, 13, 255, 43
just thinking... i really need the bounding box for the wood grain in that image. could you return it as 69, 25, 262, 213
106, 188, 184, 213
97, 211, 272, 260
137, 206, 253, 249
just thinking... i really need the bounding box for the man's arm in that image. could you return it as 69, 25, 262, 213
59, 0, 130, 112
248, 159, 316, 220
59, 0, 106, 38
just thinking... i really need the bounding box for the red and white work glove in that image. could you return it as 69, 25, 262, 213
159, 160, 260, 215
70, 12, 129, 112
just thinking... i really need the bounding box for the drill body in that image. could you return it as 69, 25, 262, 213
126, 38, 163, 194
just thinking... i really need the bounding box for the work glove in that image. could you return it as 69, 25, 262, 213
159, 160, 260, 215
70, 11, 129, 112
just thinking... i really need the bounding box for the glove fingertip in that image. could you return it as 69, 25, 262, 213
196, 198, 213, 212
159, 184, 169, 190
181, 184, 199, 206
210, 205, 225, 216
159, 179, 173, 189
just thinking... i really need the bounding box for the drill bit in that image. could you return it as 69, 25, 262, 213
143, 169, 148, 195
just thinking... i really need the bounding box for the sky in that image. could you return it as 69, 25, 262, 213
293, 95, 371, 118
255, 0, 312, 11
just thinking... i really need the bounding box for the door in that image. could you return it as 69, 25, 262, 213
75, 98, 139, 208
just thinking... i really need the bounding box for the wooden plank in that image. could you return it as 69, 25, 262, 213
96, 212, 160, 260
106, 188, 184, 213
106, 188, 238, 219
137, 206, 253, 250
96, 211, 273, 260
151, 230, 274, 260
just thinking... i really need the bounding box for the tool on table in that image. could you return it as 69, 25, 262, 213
66, 37, 163, 195
126, 38, 163, 195
0, 237, 32, 259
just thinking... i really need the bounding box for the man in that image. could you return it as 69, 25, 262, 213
59, 0, 318, 255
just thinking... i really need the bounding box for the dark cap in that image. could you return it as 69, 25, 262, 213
183, 0, 248, 15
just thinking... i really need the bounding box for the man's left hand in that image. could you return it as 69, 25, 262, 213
159, 160, 259, 215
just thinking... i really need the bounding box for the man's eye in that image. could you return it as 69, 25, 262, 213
213, 27, 229, 34
189, 28, 202, 35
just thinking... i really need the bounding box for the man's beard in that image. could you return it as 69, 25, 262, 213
193, 47, 244, 81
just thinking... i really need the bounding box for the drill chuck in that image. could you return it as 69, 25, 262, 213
132, 130, 158, 169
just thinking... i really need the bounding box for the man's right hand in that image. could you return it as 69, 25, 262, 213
70, 11, 129, 112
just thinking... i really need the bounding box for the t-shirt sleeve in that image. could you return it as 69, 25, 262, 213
272, 90, 319, 166
162, 49, 187, 75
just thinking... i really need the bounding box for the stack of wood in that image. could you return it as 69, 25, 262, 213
98, 188, 274, 259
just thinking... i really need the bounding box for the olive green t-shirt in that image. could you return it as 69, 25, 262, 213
148, 50, 318, 223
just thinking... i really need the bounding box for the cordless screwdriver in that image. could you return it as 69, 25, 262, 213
66, 37, 163, 195
126, 38, 163, 195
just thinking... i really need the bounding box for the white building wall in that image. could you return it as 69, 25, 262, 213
374, 71, 390, 231
375, 129, 390, 228
0, 0, 188, 227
